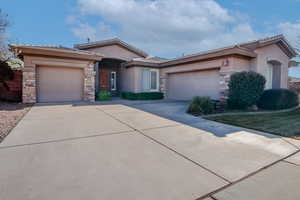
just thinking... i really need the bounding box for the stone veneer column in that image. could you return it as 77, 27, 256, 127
219, 72, 231, 103
159, 73, 167, 97
83, 62, 96, 102
22, 63, 37, 104
219, 59, 233, 104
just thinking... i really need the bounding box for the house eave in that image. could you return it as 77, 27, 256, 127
124, 48, 257, 68
10, 45, 104, 61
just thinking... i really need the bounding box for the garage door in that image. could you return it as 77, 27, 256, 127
167, 70, 220, 100
37, 66, 84, 102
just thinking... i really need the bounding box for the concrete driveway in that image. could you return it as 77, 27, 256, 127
0, 102, 300, 200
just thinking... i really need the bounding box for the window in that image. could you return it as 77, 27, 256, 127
111, 71, 117, 91
142, 69, 159, 91
266, 64, 273, 89
150, 71, 158, 90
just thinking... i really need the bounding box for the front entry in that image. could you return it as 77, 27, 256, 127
98, 58, 123, 96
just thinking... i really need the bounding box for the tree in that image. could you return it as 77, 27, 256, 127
0, 9, 13, 91
0, 9, 9, 60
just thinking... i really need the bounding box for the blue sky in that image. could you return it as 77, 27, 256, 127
2, 0, 300, 76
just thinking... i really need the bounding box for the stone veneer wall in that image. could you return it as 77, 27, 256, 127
22, 57, 96, 103
159, 73, 167, 97
83, 62, 96, 102
22, 61, 36, 103
219, 68, 232, 103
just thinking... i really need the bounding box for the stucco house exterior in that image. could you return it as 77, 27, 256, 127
11, 34, 297, 103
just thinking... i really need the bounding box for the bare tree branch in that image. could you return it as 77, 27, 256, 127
0, 9, 9, 60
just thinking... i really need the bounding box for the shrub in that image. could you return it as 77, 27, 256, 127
187, 96, 215, 116
0, 60, 14, 91
228, 71, 266, 109
97, 91, 111, 101
121, 92, 164, 100
257, 89, 299, 110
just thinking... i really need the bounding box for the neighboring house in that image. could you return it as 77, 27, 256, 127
289, 76, 300, 94
11, 34, 297, 103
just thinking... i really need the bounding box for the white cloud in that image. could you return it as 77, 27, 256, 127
278, 22, 300, 48
71, 22, 115, 41
69, 0, 262, 57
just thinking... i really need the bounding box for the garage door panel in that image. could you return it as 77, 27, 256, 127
167, 70, 220, 100
37, 66, 83, 102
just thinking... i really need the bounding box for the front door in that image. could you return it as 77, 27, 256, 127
99, 68, 110, 92
99, 68, 119, 96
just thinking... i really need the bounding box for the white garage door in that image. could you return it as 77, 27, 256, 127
37, 66, 84, 103
167, 70, 220, 100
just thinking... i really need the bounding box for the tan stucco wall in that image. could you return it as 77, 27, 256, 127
22, 55, 95, 103
252, 44, 290, 88
120, 66, 138, 92
84, 45, 143, 61
161, 58, 228, 75
120, 66, 157, 93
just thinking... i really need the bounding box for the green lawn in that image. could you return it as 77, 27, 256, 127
205, 109, 300, 138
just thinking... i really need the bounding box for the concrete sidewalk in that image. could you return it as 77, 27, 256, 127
0, 102, 299, 200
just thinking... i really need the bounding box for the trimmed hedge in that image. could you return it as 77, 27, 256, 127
187, 96, 215, 116
121, 92, 164, 100
96, 91, 111, 101
228, 71, 266, 109
257, 89, 299, 110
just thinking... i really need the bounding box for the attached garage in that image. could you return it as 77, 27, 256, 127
167, 69, 220, 100
37, 66, 84, 103
11, 45, 103, 103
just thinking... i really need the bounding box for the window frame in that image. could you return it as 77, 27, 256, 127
149, 69, 159, 91
110, 71, 117, 91
141, 68, 160, 92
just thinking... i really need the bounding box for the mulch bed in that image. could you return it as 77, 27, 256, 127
0, 101, 32, 143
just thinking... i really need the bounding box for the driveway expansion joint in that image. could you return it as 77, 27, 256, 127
281, 138, 300, 150
96, 107, 231, 184
139, 124, 181, 131
0, 130, 134, 150
195, 149, 300, 200
282, 160, 300, 167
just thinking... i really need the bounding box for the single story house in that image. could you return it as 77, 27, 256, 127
11, 34, 297, 103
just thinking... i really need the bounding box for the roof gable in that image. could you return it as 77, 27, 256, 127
240, 35, 297, 58
74, 38, 148, 58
